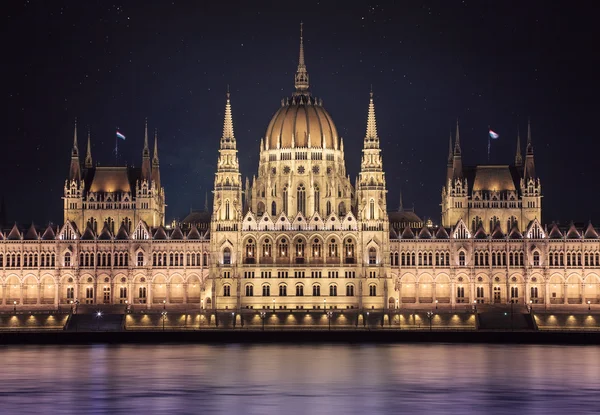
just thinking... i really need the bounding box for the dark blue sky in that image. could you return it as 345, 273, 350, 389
2, 0, 598, 226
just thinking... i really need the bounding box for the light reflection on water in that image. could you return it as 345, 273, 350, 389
0, 344, 599, 414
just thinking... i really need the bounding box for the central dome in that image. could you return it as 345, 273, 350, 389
265, 95, 339, 150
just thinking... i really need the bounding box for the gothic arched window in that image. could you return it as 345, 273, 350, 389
328, 238, 338, 258
326, 201, 332, 216
279, 238, 288, 257
271, 201, 277, 216
312, 238, 322, 258
369, 199, 375, 220
297, 184, 306, 215
369, 247, 377, 265
283, 186, 289, 215
223, 248, 231, 265
263, 238, 272, 258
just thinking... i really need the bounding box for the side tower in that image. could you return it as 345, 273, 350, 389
356, 90, 391, 310
520, 119, 542, 224
64, 120, 84, 227
210, 91, 243, 307
441, 121, 468, 228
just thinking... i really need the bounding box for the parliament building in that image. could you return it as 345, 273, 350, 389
1, 29, 598, 313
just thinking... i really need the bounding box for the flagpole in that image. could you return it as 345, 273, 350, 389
115, 132, 118, 164
487, 125, 491, 162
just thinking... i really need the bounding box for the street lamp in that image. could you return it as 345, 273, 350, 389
435, 299, 438, 310
96, 311, 103, 331
13, 300, 17, 313
163, 299, 166, 310
529, 299, 533, 313
161, 310, 167, 331
70, 300, 73, 314
327, 311, 333, 331
232, 312, 235, 328
201, 299, 204, 310
473, 300, 477, 314
124, 299, 129, 314
426, 310, 433, 331
260, 311, 266, 331
272, 298, 275, 313
323, 298, 326, 312
588, 300, 591, 311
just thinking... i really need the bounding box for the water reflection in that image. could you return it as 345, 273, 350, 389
0, 344, 598, 414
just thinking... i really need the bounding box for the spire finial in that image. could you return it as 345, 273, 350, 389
365, 89, 378, 142
515, 127, 523, 167
153, 128, 159, 164
85, 126, 93, 168
294, 22, 310, 94
72, 118, 79, 155
399, 189, 404, 212
527, 117, 532, 147
447, 131, 453, 163
143, 117, 150, 156
454, 118, 461, 154
221, 89, 235, 147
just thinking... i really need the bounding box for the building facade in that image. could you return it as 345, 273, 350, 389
0, 29, 599, 312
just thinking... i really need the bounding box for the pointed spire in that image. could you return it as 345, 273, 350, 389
152, 128, 159, 165
447, 131, 453, 164
398, 190, 404, 212
454, 119, 461, 155
526, 117, 533, 153
220, 89, 236, 149
141, 118, 152, 181
72, 118, 79, 156
84, 127, 93, 168
294, 22, 310, 95
143, 118, 150, 157
365, 88, 379, 143
452, 119, 463, 180
515, 128, 523, 167
69, 118, 82, 181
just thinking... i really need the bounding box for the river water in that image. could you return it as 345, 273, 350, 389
0, 343, 598, 414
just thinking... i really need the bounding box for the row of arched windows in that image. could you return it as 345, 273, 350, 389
152, 252, 209, 267
0, 252, 57, 268
242, 238, 357, 262
79, 252, 130, 267
228, 283, 377, 297
396, 252, 451, 267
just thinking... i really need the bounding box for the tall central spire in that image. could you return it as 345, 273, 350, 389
364, 88, 379, 148
221, 88, 236, 149
294, 22, 310, 95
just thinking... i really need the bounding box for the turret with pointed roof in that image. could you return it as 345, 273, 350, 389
85, 128, 93, 169
452, 119, 463, 181
151, 128, 161, 188
524, 118, 536, 180
515, 128, 523, 168
142, 118, 152, 181
357, 89, 387, 220
69, 119, 82, 182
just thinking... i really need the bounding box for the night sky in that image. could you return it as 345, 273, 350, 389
2, 1, 598, 227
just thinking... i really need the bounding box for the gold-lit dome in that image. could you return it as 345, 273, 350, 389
265, 95, 339, 150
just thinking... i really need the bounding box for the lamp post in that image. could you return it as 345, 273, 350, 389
323, 298, 326, 312
588, 300, 591, 311
473, 300, 477, 314
435, 299, 438, 310
327, 311, 333, 331
13, 300, 17, 313
163, 299, 166, 310
201, 298, 204, 311
70, 300, 73, 314
124, 299, 129, 314
272, 298, 275, 313
426, 310, 433, 331
529, 299, 533, 313
161, 310, 167, 331
96, 311, 103, 331
365, 311, 369, 329
260, 311, 266, 331
232, 312, 236, 329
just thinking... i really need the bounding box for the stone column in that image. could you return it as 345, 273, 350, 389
451, 280, 456, 309
1, 283, 5, 305
19, 283, 23, 306
545, 281, 550, 310
563, 283, 568, 305
55, 283, 59, 309
415, 282, 420, 304
524, 279, 530, 306
166, 283, 170, 305
432, 282, 437, 305
147, 281, 152, 309
37, 283, 41, 306
183, 282, 188, 304
489, 281, 493, 304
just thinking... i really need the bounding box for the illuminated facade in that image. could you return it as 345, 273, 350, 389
0, 29, 598, 312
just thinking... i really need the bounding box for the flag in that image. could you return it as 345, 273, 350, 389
489, 129, 499, 139
116, 131, 126, 140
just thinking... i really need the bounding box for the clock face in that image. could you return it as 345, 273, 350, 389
312, 165, 319, 174
283, 166, 290, 174
297, 165, 305, 174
